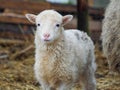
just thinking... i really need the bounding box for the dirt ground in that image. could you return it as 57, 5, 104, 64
0, 41, 120, 90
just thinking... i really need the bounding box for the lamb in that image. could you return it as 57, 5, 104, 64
25, 10, 96, 90
101, 0, 120, 74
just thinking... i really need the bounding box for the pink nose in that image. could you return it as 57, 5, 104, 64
43, 33, 50, 39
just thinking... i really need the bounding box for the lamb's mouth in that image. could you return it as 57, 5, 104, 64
43, 39, 52, 43
44, 39, 50, 41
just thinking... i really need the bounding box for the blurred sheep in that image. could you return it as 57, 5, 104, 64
101, 0, 120, 73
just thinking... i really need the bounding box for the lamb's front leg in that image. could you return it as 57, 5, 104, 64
39, 80, 56, 90
40, 83, 49, 90
41, 83, 55, 90
57, 83, 72, 90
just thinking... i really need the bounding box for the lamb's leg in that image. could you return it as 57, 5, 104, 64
41, 84, 50, 90
41, 85, 55, 90
57, 83, 72, 90
82, 63, 96, 90
39, 81, 52, 90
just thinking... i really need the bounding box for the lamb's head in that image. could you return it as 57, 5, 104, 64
25, 10, 73, 43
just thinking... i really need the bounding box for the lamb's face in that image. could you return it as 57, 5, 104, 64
25, 10, 73, 44
35, 12, 63, 43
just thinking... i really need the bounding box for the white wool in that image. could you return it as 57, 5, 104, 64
26, 10, 96, 90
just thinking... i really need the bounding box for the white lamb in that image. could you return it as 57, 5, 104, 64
25, 10, 96, 90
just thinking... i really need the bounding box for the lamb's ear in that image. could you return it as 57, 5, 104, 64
25, 14, 36, 23
62, 15, 73, 26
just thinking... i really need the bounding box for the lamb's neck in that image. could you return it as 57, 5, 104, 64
38, 34, 65, 52
46, 38, 65, 51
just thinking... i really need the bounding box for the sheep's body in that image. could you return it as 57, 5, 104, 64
102, 0, 120, 73
26, 10, 96, 90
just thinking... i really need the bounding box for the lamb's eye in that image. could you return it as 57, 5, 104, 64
56, 24, 60, 27
37, 23, 40, 26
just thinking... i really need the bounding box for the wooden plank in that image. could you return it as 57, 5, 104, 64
0, 13, 33, 25
0, 0, 51, 14
89, 7, 104, 15
50, 3, 76, 13
0, 31, 34, 40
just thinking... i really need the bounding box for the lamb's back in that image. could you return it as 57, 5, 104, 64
64, 29, 94, 51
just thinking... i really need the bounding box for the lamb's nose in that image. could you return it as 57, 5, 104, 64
43, 33, 50, 39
